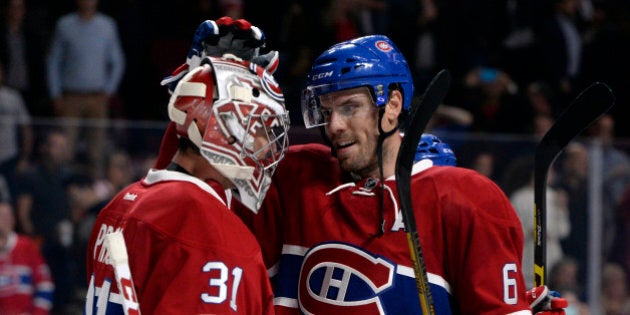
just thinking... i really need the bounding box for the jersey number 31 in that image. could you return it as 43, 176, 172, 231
202, 261, 244, 311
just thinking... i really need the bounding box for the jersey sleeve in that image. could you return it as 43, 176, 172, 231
421, 167, 531, 313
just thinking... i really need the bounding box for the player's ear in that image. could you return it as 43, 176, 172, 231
383, 89, 403, 126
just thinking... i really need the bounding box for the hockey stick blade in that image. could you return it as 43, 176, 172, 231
396, 69, 451, 315
534, 82, 615, 287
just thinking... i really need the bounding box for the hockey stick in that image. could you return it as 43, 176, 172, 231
534, 82, 614, 287
104, 231, 142, 315
395, 69, 451, 315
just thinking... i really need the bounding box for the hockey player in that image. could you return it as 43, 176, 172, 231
84, 17, 287, 314
85, 55, 290, 314
155, 19, 568, 315
415, 133, 457, 165
234, 35, 567, 314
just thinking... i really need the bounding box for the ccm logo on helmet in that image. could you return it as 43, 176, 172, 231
375, 40, 392, 52
312, 71, 333, 80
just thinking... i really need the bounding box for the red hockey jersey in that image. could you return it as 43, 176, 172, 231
0, 233, 54, 315
235, 143, 532, 314
85, 169, 274, 315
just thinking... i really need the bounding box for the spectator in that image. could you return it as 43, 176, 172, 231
0, 175, 10, 203
535, 0, 584, 99
0, 201, 54, 315
471, 150, 496, 180
0, 0, 48, 116
532, 113, 554, 140
587, 114, 630, 258
357, 0, 388, 35
0, 60, 32, 200
92, 150, 134, 201
425, 103, 473, 137
64, 172, 107, 301
563, 290, 591, 315
547, 256, 590, 315
459, 66, 528, 134
601, 262, 630, 315
525, 81, 557, 121
46, 0, 125, 179
549, 256, 583, 296
326, 0, 363, 42
499, 113, 553, 198
610, 183, 630, 289
588, 114, 630, 209
556, 142, 590, 291
15, 130, 76, 314
499, 0, 545, 85
218, 0, 244, 18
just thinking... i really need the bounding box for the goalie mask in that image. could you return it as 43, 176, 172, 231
167, 56, 289, 212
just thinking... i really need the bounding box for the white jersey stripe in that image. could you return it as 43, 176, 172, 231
274, 296, 299, 308
281, 244, 309, 256
396, 265, 452, 294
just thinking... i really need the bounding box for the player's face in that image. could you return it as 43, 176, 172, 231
251, 126, 283, 162
320, 87, 380, 176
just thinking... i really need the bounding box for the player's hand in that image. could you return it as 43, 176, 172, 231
161, 16, 279, 91
527, 286, 569, 315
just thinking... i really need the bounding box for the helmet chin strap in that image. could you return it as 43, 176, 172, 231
318, 104, 400, 236
375, 107, 400, 236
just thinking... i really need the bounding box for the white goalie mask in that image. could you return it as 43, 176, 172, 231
167, 56, 289, 212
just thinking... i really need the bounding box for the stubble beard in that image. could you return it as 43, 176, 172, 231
338, 142, 380, 178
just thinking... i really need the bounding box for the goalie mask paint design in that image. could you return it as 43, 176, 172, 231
167, 56, 289, 212
301, 35, 414, 128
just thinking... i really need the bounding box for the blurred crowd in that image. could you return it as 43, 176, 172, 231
3, 0, 630, 314
1, 0, 629, 130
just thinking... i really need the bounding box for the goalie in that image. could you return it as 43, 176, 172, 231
84, 18, 289, 314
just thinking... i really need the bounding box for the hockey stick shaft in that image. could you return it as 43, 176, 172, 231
104, 231, 142, 315
396, 69, 451, 314
534, 82, 614, 287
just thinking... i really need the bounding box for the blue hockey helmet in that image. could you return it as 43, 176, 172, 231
414, 133, 457, 166
301, 35, 414, 128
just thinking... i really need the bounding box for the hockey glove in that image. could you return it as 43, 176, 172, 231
160, 16, 279, 92
527, 286, 569, 315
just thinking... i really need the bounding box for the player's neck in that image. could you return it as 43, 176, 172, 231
378, 134, 401, 179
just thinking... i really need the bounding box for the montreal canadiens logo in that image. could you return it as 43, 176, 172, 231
375, 40, 392, 52
298, 243, 395, 314
249, 62, 284, 102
